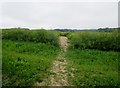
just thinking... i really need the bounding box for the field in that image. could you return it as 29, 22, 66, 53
1, 28, 120, 87
66, 31, 119, 86
2, 29, 60, 86
66, 49, 119, 86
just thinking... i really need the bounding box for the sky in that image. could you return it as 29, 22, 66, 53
0, 0, 119, 29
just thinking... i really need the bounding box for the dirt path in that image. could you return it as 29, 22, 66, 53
59, 37, 68, 52
49, 36, 68, 86
35, 36, 69, 86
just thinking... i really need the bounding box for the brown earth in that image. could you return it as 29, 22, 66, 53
49, 36, 68, 86
59, 36, 68, 52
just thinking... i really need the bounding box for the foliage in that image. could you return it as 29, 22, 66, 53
66, 31, 119, 86
2, 29, 59, 47
68, 31, 120, 51
59, 32, 69, 37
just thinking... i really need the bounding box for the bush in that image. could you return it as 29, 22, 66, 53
2, 29, 59, 47
59, 32, 69, 37
68, 31, 120, 51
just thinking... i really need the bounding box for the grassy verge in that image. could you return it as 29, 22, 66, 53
66, 48, 119, 86
2, 40, 59, 86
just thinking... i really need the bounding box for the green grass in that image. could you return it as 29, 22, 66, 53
66, 48, 119, 86
66, 31, 119, 86
2, 40, 59, 86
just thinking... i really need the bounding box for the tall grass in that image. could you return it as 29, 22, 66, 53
68, 31, 120, 51
2, 29, 59, 46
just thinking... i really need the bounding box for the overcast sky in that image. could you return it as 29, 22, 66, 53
0, 1, 118, 29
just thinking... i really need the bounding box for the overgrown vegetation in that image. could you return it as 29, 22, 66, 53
59, 32, 69, 37
2, 29, 60, 86
66, 31, 119, 86
67, 31, 120, 51
2, 29, 59, 47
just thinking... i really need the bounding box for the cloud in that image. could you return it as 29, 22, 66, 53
0, 2, 118, 29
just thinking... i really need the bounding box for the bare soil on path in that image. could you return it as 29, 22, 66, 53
49, 36, 68, 86
59, 37, 68, 52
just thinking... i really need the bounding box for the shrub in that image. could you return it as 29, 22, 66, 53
68, 31, 120, 51
59, 32, 69, 37
2, 29, 59, 47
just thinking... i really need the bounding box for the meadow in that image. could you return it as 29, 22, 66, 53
66, 31, 119, 86
2, 29, 60, 86
1, 28, 120, 86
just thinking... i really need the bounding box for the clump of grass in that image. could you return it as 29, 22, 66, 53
68, 31, 120, 51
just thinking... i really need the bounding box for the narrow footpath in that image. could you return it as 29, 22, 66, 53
35, 36, 69, 86
49, 36, 68, 86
